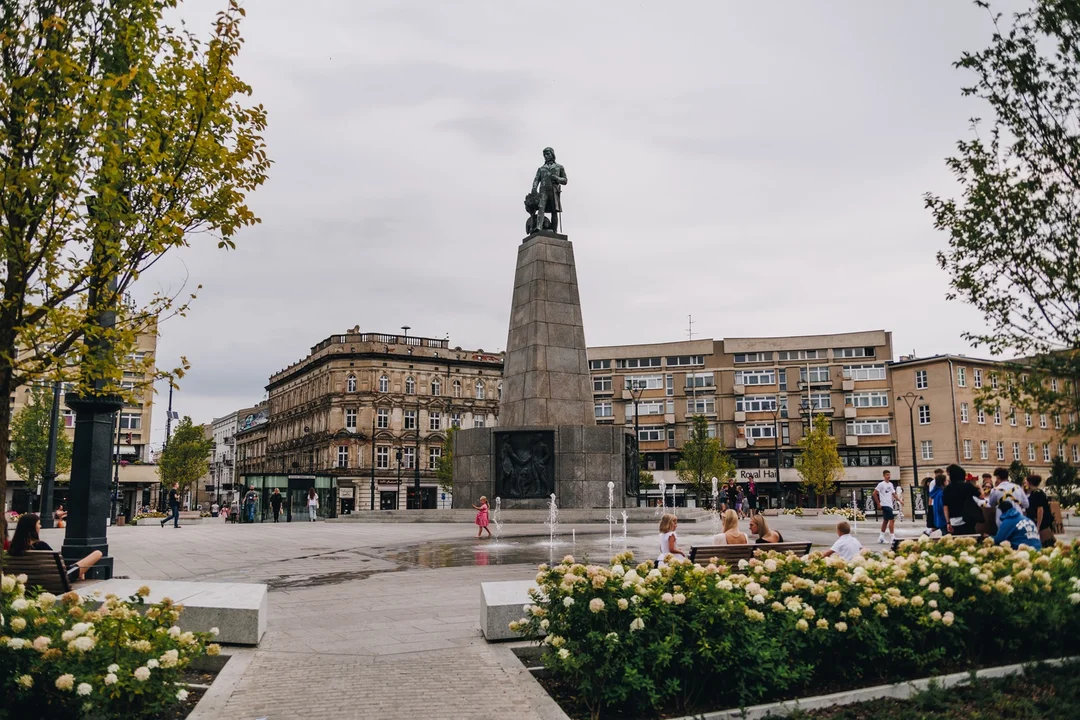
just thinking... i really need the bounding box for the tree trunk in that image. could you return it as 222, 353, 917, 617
0, 342, 16, 516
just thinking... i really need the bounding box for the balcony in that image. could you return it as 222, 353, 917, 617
734, 384, 745, 395
845, 435, 859, 446
844, 407, 858, 419
734, 411, 746, 422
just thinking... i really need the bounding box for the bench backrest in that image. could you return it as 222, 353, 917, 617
2, 550, 71, 594
688, 541, 813, 564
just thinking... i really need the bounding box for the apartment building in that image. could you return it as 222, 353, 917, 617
891, 354, 1080, 483
587, 330, 899, 508
260, 328, 502, 518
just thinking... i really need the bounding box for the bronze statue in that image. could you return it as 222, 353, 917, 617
530, 147, 567, 233
524, 192, 551, 234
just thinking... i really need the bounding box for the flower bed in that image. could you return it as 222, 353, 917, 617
782, 507, 804, 516
1, 574, 221, 718
821, 506, 866, 522
512, 538, 1080, 719
131, 512, 166, 525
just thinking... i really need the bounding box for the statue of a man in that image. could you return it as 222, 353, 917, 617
530, 147, 567, 233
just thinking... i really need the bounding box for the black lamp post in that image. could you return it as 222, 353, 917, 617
767, 405, 784, 510
369, 408, 377, 510
897, 391, 924, 504
414, 396, 421, 508
38, 381, 62, 528
395, 447, 403, 509
628, 379, 644, 503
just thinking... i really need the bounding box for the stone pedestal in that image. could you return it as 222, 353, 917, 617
453, 231, 635, 510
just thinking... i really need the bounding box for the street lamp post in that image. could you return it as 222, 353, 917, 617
395, 447, 403, 509
370, 408, 377, 510
628, 380, 645, 505
38, 381, 63, 528
897, 391, 924, 510
767, 406, 784, 510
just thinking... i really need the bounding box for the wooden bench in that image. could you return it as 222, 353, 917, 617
2, 551, 74, 594
688, 541, 813, 564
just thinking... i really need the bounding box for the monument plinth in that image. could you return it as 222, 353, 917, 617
453, 228, 635, 511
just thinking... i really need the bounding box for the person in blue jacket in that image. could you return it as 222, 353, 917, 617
928, 475, 947, 532
993, 500, 1041, 550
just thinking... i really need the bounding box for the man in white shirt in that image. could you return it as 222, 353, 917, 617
822, 520, 863, 561
873, 470, 897, 544
987, 466, 1028, 528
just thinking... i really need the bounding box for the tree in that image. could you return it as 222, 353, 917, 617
10, 386, 73, 492
1048, 455, 1080, 505
675, 416, 734, 501
638, 454, 656, 489
0, 0, 270, 515
1008, 459, 1031, 484
157, 417, 212, 496
926, 0, 1080, 437
794, 414, 844, 507
436, 427, 456, 492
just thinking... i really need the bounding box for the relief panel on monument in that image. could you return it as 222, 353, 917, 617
495, 431, 556, 499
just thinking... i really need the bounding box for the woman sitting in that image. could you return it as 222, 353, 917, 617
749, 514, 784, 544
711, 509, 748, 545
8, 513, 102, 581
53, 505, 67, 528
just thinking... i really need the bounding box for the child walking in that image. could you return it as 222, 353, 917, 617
473, 496, 492, 538
657, 513, 685, 566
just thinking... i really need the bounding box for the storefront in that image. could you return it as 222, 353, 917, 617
237, 473, 338, 521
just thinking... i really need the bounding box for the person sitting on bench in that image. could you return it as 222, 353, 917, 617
8, 513, 102, 581
749, 514, 784, 544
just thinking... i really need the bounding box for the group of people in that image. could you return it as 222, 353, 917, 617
657, 510, 786, 564
717, 480, 758, 518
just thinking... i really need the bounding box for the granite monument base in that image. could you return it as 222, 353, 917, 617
452, 425, 633, 510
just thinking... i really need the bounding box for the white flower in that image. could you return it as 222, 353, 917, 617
15, 574, 27, 584
930, 610, 942, 622
717, 580, 734, 591
16, 674, 32, 689
661, 592, 674, 604
104, 673, 118, 686
630, 617, 645, 632
673, 593, 686, 605
942, 612, 955, 627
36, 592, 57, 609
738, 559, 749, 569
11, 598, 29, 612
1, 576, 15, 593
71, 635, 95, 652
77, 683, 92, 696
816, 619, 829, 629
10, 617, 26, 632
523, 604, 532, 613
557, 648, 570, 660
562, 555, 575, 564
605, 631, 619, 642
928, 582, 940, 593
796, 619, 809, 632
133, 667, 151, 682
210, 627, 220, 637
835, 622, 848, 632
752, 593, 766, 605
177, 689, 190, 702
70, 622, 92, 636
563, 597, 574, 608
1069, 593, 1080, 605
167, 626, 182, 638
61, 630, 76, 642
107, 664, 119, 674
617, 598, 629, 610
160, 649, 180, 668
539, 619, 550, 630
647, 569, 661, 579
589, 598, 605, 613
146, 659, 160, 669
7, 638, 27, 649
32, 636, 50, 652
56, 674, 75, 691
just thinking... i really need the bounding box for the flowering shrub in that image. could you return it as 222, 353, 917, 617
782, 507, 804, 516
514, 539, 1080, 719
822, 506, 866, 521
1, 574, 220, 718
131, 512, 166, 525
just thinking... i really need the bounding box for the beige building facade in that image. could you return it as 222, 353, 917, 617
588, 330, 900, 508
891, 354, 1080, 484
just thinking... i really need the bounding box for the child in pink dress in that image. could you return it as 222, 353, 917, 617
473, 496, 492, 538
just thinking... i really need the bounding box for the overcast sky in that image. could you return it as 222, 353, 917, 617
143, 0, 1021, 447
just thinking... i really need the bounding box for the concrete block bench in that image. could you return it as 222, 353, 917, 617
480, 580, 546, 641
81, 579, 267, 646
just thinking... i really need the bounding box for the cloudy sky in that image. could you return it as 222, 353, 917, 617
144, 0, 1020, 447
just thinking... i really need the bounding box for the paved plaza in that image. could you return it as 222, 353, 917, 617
39, 514, 1076, 720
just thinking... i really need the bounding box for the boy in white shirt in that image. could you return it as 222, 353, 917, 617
873, 470, 897, 544
823, 520, 863, 561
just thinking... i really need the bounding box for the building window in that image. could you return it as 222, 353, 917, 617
685, 372, 715, 388
1039, 413, 1048, 429
735, 369, 776, 386
474, 414, 486, 428
345, 409, 357, 431
666, 374, 674, 396
960, 403, 969, 423
957, 367, 966, 387
638, 425, 664, 442
1073, 445, 1079, 463
119, 413, 142, 430
800, 366, 831, 383
734, 352, 772, 364
686, 397, 715, 414
667, 355, 704, 366
498, 382, 503, 401
994, 407, 1002, 425
431, 378, 441, 396
1059, 443, 1066, 458
974, 368, 983, 388
405, 377, 416, 395
452, 379, 461, 398
404, 410, 417, 430
980, 440, 989, 460
847, 418, 890, 436
377, 408, 389, 429
1013, 442, 1020, 461
376, 446, 389, 469
990, 373, 998, 389
736, 395, 776, 413
428, 447, 441, 470
1043, 443, 1051, 463
346, 375, 357, 393
1025, 412, 1032, 428
1010, 408, 1017, 426
625, 374, 664, 391
977, 408, 986, 425
915, 370, 928, 390
451, 412, 462, 428
429, 412, 441, 431
475, 381, 485, 399
1051, 378, 1059, 392
403, 447, 416, 469
589, 359, 611, 370
845, 391, 889, 408
667, 428, 676, 448
594, 402, 612, 418
378, 375, 389, 393
1028, 443, 1036, 462
616, 357, 661, 369
921, 440, 933, 460
963, 439, 972, 460
803, 392, 832, 410
843, 364, 887, 381
337, 446, 349, 468
593, 376, 612, 393
835, 346, 875, 358
1054, 414, 1062, 429
777, 349, 825, 361
627, 399, 665, 417
918, 405, 931, 425
62, 409, 75, 428
742, 423, 776, 440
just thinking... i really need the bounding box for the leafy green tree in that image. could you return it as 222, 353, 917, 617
1008, 459, 1031, 485
794, 414, 843, 507
638, 454, 656, 489
1048, 455, 1079, 506
926, 0, 1080, 437
10, 386, 72, 491
436, 426, 456, 492
157, 417, 212, 496
0, 0, 270, 516
675, 416, 734, 501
